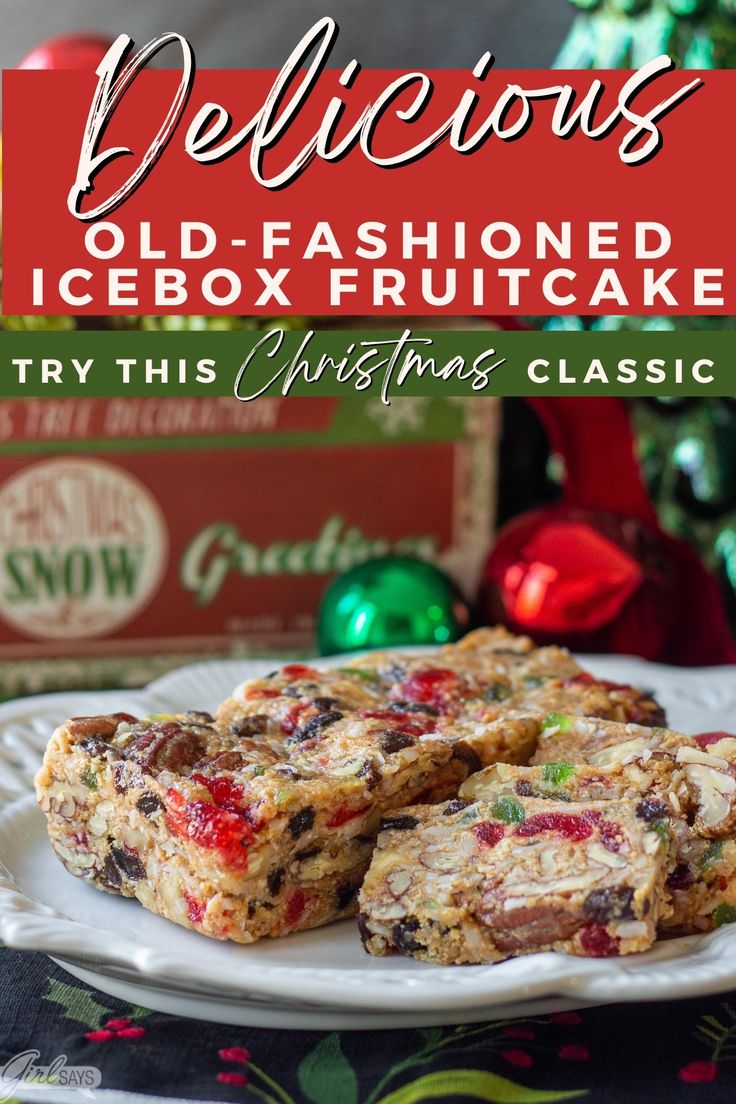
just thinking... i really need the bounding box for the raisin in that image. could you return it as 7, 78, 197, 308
382, 662, 408, 683
379, 814, 419, 831
583, 887, 635, 924
289, 711, 343, 743
443, 799, 470, 816
312, 697, 339, 711
267, 867, 285, 897
113, 762, 129, 793
183, 711, 214, 725
380, 730, 415, 753
392, 918, 424, 955
636, 798, 670, 823
295, 846, 321, 861
229, 716, 270, 738
452, 741, 482, 774
515, 781, 535, 797
122, 723, 206, 775
102, 853, 122, 889
389, 701, 439, 716
136, 793, 163, 817
336, 881, 360, 911
108, 845, 146, 882
356, 912, 373, 946
666, 864, 694, 891
274, 765, 303, 780
356, 760, 382, 789
288, 806, 316, 838
79, 735, 118, 759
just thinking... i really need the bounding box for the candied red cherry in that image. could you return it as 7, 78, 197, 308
190, 773, 249, 816
184, 891, 206, 926
164, 790, 252, 871
359, 709, 435, 736
394, 668, 466, 710
696, 731, 734, 747
579, 923, 620, 957
327, 804, 370, 828
284, 889, 307, 926
565, 673, 627, 692
282, 664, 319, 680
473, 821, 505, 848
280, 703, 314, 735
515, 812, 594, 842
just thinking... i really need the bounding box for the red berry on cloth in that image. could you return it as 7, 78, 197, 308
217, 1072, 250, 1086
218, 1047, 251, 1065
502, 1050, 533, 1068
558, 1045, 590, 1061
116, 1027, 146, 1040
679, 1061, 718, 1083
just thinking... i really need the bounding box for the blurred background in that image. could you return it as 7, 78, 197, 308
0, 0, 575, 78
1, 0, 735, 696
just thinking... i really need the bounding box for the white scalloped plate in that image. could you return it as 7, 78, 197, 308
2, 653, 736, 1028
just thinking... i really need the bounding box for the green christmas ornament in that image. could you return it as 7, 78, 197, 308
558, 0, 736, 68
317, 557, 470, 656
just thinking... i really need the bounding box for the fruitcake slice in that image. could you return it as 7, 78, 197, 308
217, 663, 383, 744
530, 713, 694, 769
461, 750, 736, 940
342, 627, 583, 716
358, 795, 671, 964
460, 759, 679, 816
660, 828, 736, 936
36, 702, 486, 944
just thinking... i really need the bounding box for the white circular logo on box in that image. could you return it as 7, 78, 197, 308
0, 458, 168, 640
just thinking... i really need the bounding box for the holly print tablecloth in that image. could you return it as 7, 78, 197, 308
1, 949, 735, 1104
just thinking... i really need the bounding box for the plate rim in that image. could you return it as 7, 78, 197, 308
2, 653, 736, 1012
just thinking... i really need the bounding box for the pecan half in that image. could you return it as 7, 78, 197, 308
121, 722, 206, 775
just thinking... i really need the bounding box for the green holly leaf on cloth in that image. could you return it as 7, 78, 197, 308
298, 1033, 359, 1104
374, 1070, 586, 1104
43, 979, 114, 1029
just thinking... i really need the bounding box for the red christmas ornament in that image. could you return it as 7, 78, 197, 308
18, 34, 113, 71
482, 397, 736, 665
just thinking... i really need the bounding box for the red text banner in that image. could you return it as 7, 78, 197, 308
2, 53, 733, 315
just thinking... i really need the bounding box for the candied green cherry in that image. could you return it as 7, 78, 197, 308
713, 904, 736, 927
80, 767, 98, 790
491, 796, 526, 825
337, 667, 380, 683
542, 712, 573, 732
541, 763, 577, 787
702, 841, 724, 868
